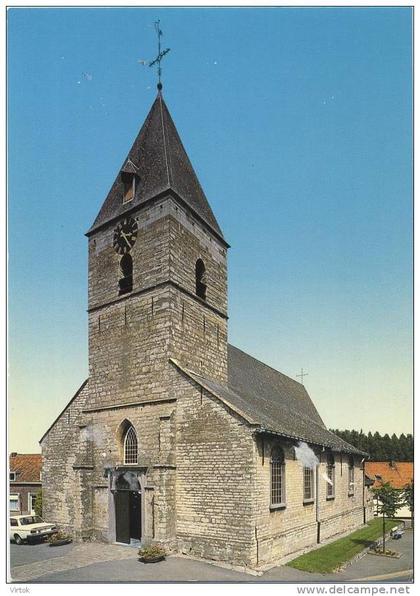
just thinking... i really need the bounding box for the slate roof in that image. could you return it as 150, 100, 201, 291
88, 92, 224, 241
9, 453, 42, 483
171, 345, 366, 455
365, 461, 413, 489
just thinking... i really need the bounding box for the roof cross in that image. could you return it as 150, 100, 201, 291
149, 20, 170, 90
296, 368, 308, 384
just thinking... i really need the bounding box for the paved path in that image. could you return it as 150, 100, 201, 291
9, 529, 413, 583
10, 542, 138, 583
10, 541, 74, 567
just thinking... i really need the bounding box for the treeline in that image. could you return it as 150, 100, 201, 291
329, 429, 414, 462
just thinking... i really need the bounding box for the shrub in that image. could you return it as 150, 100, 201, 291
138, 544, 166, 559
48, 531, 71, 544
34, 491, 42, 517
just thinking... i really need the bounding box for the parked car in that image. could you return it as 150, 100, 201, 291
10, 515, 57, 544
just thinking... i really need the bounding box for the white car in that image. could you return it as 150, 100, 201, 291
10, 515, 57, 544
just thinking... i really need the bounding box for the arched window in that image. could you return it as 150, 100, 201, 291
303, 466, 314, 502
123, 426, 138, 465
326, 452, 335, 499
348, 455, 355, 496
119, 254, 133, 295
270, 446, 286, 507
195, 259, 207, 300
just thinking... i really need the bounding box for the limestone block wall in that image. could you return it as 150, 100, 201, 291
169, 287, 228, 384
253, 436, 365, 566
80, 401, 177, 544
88, 199, 172, 310
88, 287, 172, 410
317, 450, 365, 542
40, 380, 89, 536
168, 206, 228, 315
173, 370, 256, 566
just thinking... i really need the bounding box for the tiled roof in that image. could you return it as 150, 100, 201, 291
88, 92, 224, 241
171, 345, 366, 455
365, 461, 413, 489
9, 453, 42, 483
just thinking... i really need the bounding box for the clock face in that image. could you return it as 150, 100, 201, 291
113, 217, 138, 254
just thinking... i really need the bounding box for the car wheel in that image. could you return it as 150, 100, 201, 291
14, 534, 23, 545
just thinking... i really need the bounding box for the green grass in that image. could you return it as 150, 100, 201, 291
286, 518, 397, 574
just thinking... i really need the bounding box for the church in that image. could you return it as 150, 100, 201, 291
40, 84, 371, 569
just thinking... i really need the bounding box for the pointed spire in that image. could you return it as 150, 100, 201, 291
88, 94, 224, 241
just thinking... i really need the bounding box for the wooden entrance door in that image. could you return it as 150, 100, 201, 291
129, 491, 141, 540
115, 491, 141, 544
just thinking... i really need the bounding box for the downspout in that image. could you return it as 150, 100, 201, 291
316, 459, 321, 543
362, 457, 366, 524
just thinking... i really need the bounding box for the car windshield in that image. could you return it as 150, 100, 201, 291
20, 516, 43, 525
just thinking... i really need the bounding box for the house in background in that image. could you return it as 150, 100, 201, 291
365, 461, 413, 519
9, 453, 42, 515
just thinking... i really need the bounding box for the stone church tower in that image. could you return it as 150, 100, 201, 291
41, 89, 370, 568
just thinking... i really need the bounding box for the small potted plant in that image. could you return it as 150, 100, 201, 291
48, 531, 73, 547
138, 544, 166, 563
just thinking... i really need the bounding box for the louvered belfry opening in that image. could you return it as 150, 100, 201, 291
195, 259, 207, 300
119, 254, 133, 295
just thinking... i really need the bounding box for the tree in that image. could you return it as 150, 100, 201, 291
372, 482, 401, 553
401, 481, 414, 529
34, 490, 42, 517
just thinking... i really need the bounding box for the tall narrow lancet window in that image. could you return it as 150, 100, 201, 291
270, 446, 286, 507
123, 426, 138, 465
326, 452, 335, 499
348, 455, 355, 496
195, 259, 207, 300
119, 254, 133, 295
303, 467, 314, 502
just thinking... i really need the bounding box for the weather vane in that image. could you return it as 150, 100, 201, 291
148, 20, 170, 90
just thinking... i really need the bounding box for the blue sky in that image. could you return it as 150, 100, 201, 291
8, 7, 413, 452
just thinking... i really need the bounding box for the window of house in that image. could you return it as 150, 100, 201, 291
123, 426, 138, 465
270, 446, 286, 507
303, 467, 314, 502
326, 452, 335, 499
121, 172, 136, 204
10, 494, 19, 512
195, 259, 207, 300
28, 493, 37, 514
9, 472, 16, 481
119, 253, 133, 295
348, 456, 355, 496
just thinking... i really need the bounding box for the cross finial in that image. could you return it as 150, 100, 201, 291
149, 19, 170, 91
296, 368, 308, 384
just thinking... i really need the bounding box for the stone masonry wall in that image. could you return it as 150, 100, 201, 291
40, 381, 89, 536
253, 436, 365, 566
173, 369, 256, 566
88, 287, 172, 410
79, 401, 177, 544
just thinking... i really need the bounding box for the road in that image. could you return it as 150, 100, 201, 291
9, 528, 413, 583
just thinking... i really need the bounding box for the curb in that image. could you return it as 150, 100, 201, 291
336, 521, 405, 572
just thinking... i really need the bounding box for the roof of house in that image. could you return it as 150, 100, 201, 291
88, 92, 224, 241
171, 344, 366, 455
9, 453, 42, 483
365, 461, 413, 489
